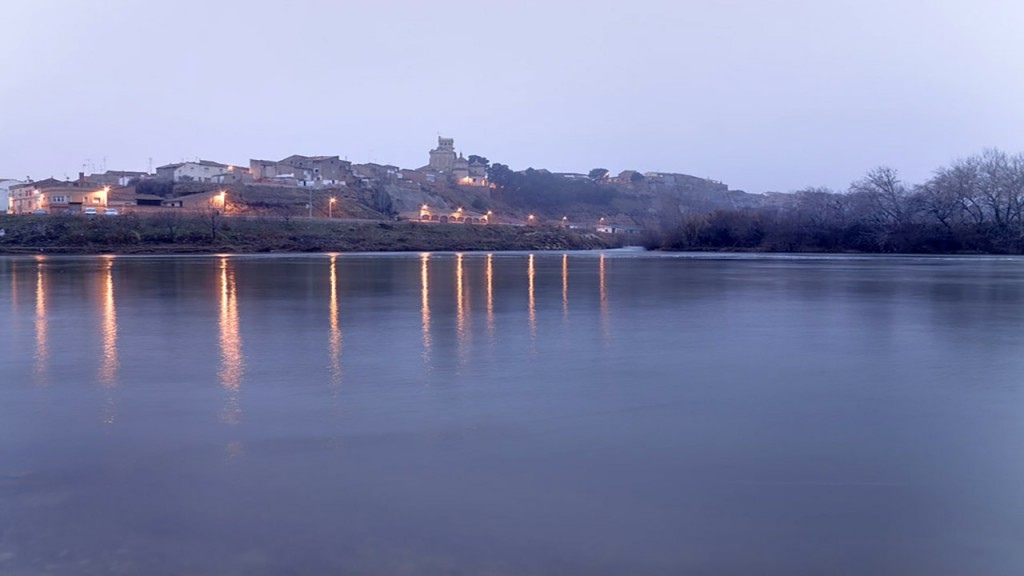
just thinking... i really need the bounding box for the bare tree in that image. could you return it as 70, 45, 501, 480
850, 166, 910, 225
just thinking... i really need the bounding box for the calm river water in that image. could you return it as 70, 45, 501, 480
3, 251, 1024, 575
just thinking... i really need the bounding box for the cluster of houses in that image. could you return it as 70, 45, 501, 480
1, 137, 661, 235
0, 137, 495, 216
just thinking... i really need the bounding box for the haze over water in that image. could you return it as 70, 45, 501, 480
3, 252, 1024, 575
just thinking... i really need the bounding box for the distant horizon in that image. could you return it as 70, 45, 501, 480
3, 0, 1023, 193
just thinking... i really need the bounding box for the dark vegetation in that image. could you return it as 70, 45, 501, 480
489, 164, 617, 211
646, 149, 1024, 254
0, 214, 621, 254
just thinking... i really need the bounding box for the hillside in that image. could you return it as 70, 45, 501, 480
0, 214, 623, 254
133, 169, 763, 229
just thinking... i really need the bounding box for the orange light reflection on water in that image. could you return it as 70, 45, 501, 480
99, 258, 119, 387
486, 253, 494, 336
33, 258, 47, 385
420, 253, 431, 367
218, 257, 243, 424
456, 253, 471, 366
99, 257, 119, 424
328, 255, 342, 394
528, 253, 536, 339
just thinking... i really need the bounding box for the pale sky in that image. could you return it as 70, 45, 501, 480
2, 0, 1023, 193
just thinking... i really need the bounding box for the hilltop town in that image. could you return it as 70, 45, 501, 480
0, 137, 758, 235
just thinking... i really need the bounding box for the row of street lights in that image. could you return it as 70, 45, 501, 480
215, 191, 597, 224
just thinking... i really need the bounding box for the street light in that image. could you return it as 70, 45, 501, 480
329, 197, 336, 219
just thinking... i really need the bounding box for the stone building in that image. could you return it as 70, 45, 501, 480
156, 160, 231, 182
0, 179, 23, 213
421, 137, 489, 186
250, 155, 351, 187
9, 179, 111, 214
427, 137, 457, 172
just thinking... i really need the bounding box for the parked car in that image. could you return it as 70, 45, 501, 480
103, 208, 119, 216
83, 207, 97, 215
31, 209, 46, 215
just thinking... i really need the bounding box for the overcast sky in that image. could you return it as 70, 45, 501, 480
2, 0, 1022, 193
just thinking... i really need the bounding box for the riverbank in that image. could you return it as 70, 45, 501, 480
0, 214, 622, 254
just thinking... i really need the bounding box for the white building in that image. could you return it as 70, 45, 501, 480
0, 179, 24, 213
155, 160, 231, 182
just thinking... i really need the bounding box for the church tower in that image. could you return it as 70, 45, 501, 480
428, 137, 457, 172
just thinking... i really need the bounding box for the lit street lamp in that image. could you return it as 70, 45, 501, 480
329, 197, 336, 219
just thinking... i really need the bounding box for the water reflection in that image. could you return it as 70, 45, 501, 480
528, 254, 536, 338
99, 258, 119, 387
9, 260, 17, 314
99, 257, 119, 424
456, 253, 471, 366
486, 253, 495, 336
599, 253, 609, 346
420, 253, 431, 366
328, 255, 343, 394
218, 257, 243, 424
562, 253, 569, 320
33, 257, 47, 386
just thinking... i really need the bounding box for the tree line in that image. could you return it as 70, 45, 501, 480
648, 149, 1024, 254
489, 164, 617, 211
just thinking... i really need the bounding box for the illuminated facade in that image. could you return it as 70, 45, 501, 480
400, 205, 491, 224
423, 137, 489, 186
0, 179, 22, 213
9, 180, 110, 214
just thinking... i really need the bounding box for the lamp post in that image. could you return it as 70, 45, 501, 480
329, 197, 336, 219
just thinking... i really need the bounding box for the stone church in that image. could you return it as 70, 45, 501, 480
421, 137, 488, 186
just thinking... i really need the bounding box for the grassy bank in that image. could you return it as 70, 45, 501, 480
0, 214, 622, 254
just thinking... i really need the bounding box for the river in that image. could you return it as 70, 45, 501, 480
2, 251, 1024, 575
